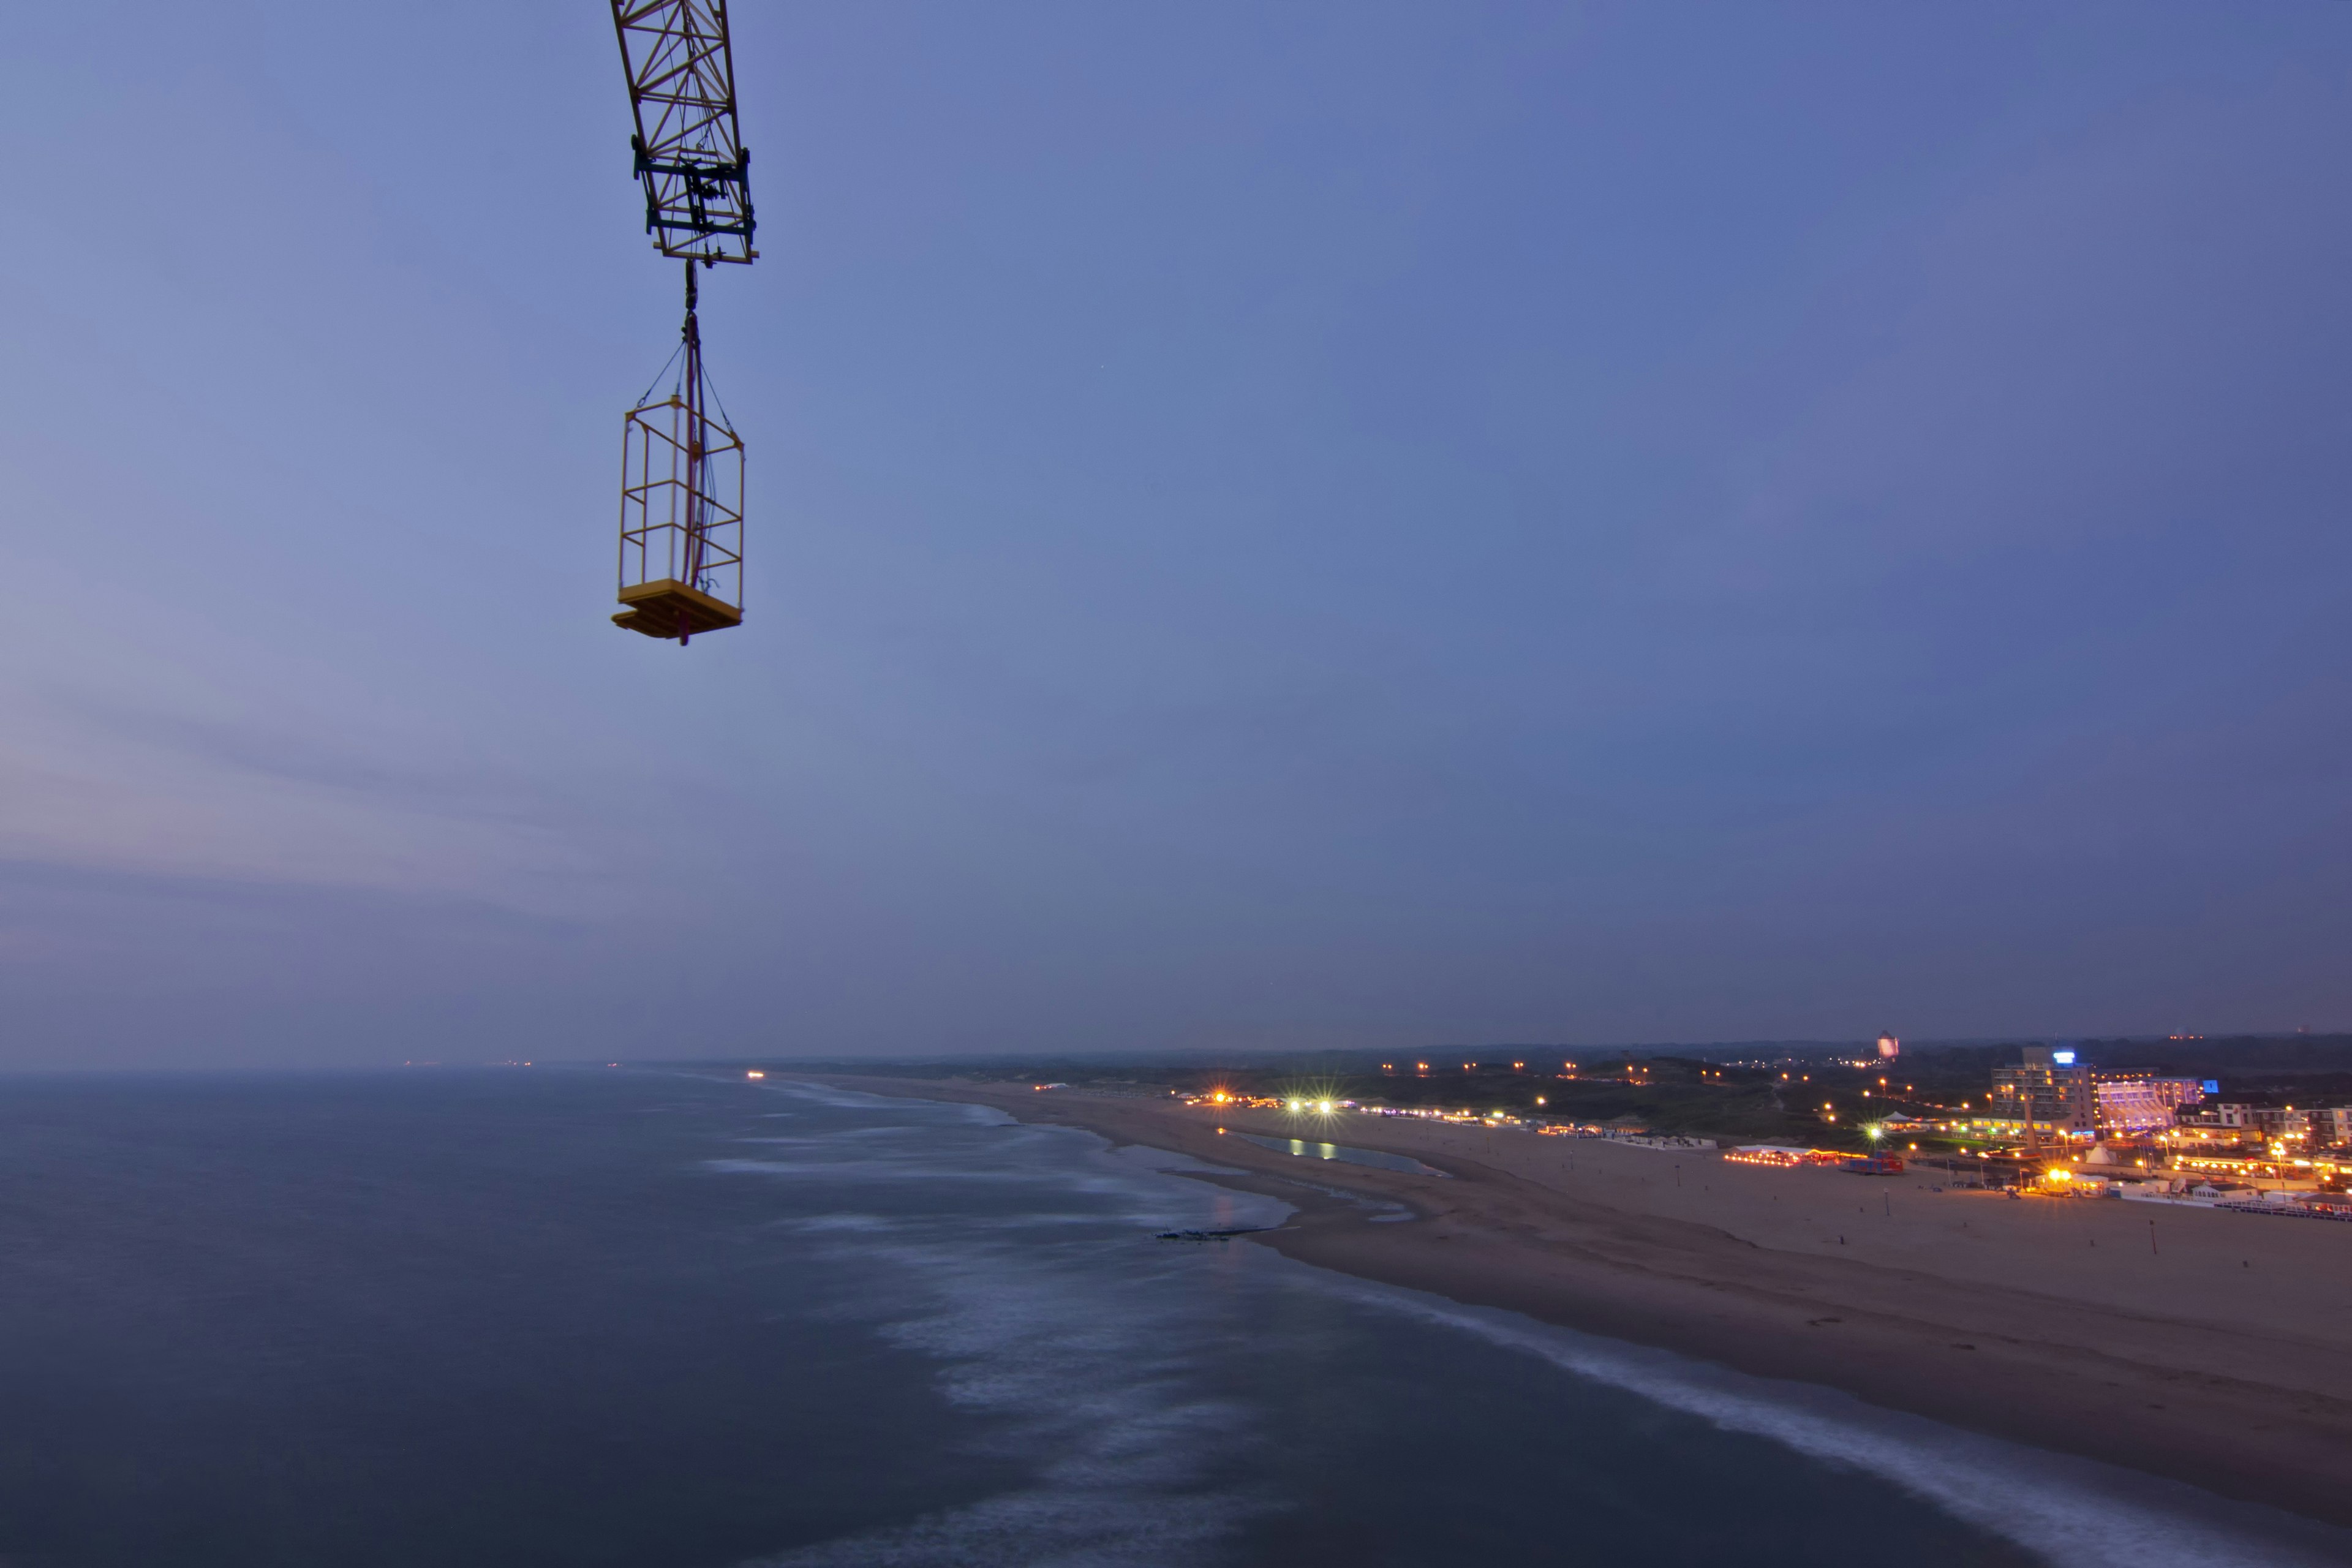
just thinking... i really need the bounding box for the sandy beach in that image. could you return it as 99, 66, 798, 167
808, 1074, 2352, 1529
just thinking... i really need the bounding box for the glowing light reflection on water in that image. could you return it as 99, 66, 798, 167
1232, 1131, 1445, 1175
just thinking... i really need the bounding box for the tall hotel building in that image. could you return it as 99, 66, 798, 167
1991, 1046, 2096, 1139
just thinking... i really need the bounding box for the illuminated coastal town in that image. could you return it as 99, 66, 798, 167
1155, 1036, 2352, 1216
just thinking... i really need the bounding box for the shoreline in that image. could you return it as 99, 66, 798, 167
803, 1073, 2352, 1532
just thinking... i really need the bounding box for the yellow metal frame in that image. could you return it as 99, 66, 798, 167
616, 390, 743, 640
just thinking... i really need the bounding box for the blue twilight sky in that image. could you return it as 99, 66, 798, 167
4, 2, 2350, 1069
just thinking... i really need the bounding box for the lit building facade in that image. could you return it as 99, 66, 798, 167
2309, 1107, 2352, 1150
2177, 1101, 2259, 1133
1988, 1046, 2095, 1140
2244, 1106, 2352, 1150
2091, 1076, 2204, 1134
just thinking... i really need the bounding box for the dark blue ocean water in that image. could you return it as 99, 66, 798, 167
0, 1070, 2339, 1568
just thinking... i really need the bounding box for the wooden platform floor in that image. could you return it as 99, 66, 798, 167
613, 578, 741, 639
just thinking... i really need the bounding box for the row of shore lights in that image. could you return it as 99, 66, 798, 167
1379, 1060, 1578, 1073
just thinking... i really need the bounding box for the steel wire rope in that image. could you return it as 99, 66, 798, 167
704, 369, 737, 436
631, 339, 688, 409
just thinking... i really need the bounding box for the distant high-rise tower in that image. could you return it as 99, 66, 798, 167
1877, 1032, 1901, 1060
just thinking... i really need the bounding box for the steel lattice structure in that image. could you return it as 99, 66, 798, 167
611, 0, 756, 263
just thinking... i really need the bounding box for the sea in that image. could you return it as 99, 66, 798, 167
0, 1068, 2343, 1568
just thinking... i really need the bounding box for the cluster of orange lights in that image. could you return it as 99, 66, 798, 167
1724, 1148, 1807, 1168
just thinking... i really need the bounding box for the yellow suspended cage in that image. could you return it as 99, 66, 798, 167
616, 268, 742, 643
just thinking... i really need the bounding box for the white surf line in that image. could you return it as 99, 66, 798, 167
761, 1077, 1016, 1124
1314, 1273, 2346, 1568
724, 1133, 1286, 1567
